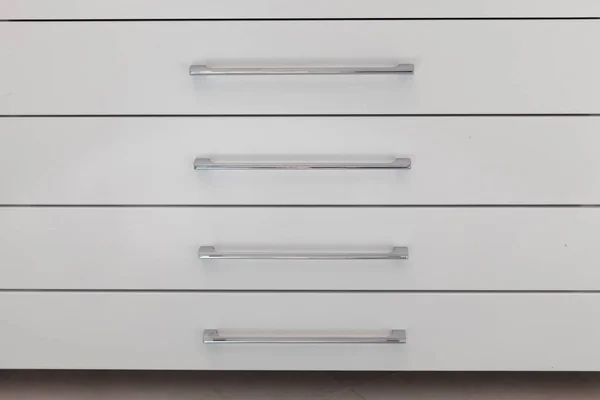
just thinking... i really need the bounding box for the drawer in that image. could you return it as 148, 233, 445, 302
3, 1, 599, 19
1, 21, 598, 115
0, 207, 598, 290
1, 292, 599, 370
2, 117, 600, 205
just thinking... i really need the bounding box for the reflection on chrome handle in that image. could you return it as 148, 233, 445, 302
203, 329, 406, 344
198, 246, 409, 260
190, 64, 414, 76
194, 158, 411, 170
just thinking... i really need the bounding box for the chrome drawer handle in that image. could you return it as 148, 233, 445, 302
198, 246, 409, 260
190, 64, 414, 76
194, 158, 411, 170
203, 329, 406, 344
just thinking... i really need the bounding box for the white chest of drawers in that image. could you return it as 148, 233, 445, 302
0, 1, 599, 371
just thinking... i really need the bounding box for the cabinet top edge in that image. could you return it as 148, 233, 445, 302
2, 0, 599, 20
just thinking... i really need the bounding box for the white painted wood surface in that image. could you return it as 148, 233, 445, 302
2, 1, 598, 374
1, 117, 599, 205
0, 207, 598, 290
1, 0, 598, 19
1, 21, 598, 115
1, 292, 600, 370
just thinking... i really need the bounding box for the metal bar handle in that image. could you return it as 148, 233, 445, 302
198, 246, 409, 260
190, 64, 414, 76
194, 158, 411, 170
203, 329, 406, 344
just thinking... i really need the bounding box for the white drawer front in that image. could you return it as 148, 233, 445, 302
1, 292, 599, 370
2, 117, 599, 205
2, 0, 598, 19
0, 207, 598, 290
1, 21, 598, 115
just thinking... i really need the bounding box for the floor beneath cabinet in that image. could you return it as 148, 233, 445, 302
2, 371, 600, 399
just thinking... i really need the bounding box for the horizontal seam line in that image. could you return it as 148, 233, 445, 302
2, 290, 600, 294
3, 18, 600, 22
0, 114, 598, 118
1, 205, 600, 208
